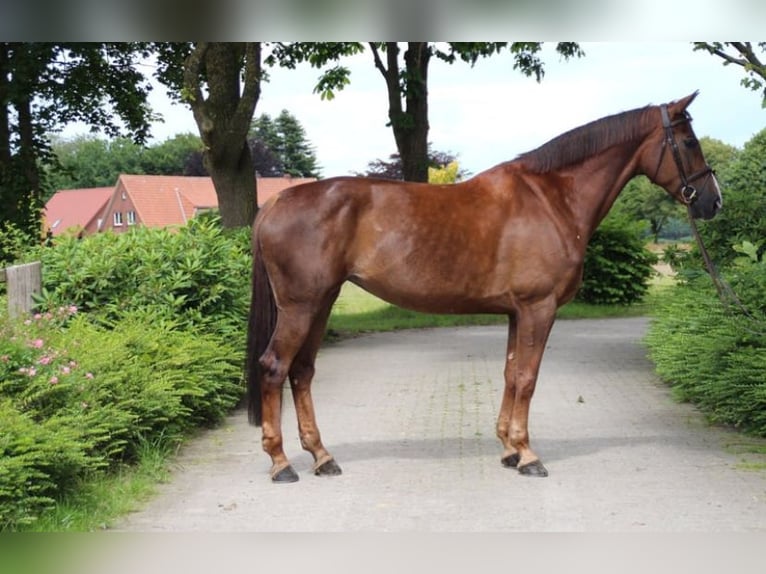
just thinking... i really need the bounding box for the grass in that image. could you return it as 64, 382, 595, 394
327, 282, 653, 336
17, 435, 177, 532
724, 441, 766, 472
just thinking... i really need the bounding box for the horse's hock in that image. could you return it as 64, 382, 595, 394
1, 261, 42, 317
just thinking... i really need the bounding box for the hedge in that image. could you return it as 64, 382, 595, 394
645, 248, 766, 436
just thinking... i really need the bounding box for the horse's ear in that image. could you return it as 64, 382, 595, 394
670, 90, 699, 113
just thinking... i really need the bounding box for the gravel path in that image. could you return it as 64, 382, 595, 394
115, 317, 766, 532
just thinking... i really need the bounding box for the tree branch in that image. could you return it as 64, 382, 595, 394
233, 43, 262, 137
183, 42, 211, 140
369, 42, 387, 76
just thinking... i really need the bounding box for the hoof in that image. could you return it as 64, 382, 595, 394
518, 460, 549, 477
314, 458, 342, 477
272, 465, 300, 483
501, 453, 520, 468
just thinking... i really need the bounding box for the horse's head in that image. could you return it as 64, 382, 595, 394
645, 91, 722, 220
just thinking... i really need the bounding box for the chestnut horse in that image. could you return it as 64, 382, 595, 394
246, 92, 721, 482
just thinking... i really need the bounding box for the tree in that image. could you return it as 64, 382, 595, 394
272, 42, 583, 182
250, 110, 321, 177
0, 42, 153, 244
48, 135, 143, 191
249, 139, 284, 177
48, 132, 205, 191
697, 128, 766, 265
428, 161, 461, 184
612, 176, 675, 243
155, 42, 262, 228
356, 145, 469, 180
141, 133, 204, 175
694, 42, 766, 107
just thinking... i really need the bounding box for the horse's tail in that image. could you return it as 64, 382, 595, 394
245, 220, 277, 427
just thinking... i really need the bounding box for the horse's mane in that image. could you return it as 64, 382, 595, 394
512, 104, 658, 174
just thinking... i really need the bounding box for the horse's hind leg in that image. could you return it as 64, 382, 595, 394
259, 308, 314, 483
289, 293, 342, 477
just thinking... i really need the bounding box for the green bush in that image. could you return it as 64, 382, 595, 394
0, 399, 96, 529
27, 215, 252, 340
689, 128, 766, 267
577, 214, 657, 305
0, 310, 244, 530
646, 244, 766, 436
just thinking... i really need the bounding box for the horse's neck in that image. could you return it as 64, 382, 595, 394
564, 143, 643, 240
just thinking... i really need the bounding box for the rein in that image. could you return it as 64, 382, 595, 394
686, 207, 766, 334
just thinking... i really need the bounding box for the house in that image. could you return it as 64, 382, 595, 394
43, 186, 113, 237
44, 174, 317, 236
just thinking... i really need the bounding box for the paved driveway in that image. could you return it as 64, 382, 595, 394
116, 317, 766, 532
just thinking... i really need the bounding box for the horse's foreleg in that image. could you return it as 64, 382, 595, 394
502, 299, 556, 477
289, 299, 342, 477
497, 315, 520, 468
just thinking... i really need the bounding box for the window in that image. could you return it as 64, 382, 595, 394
127, 211, 136, 225
113, 212, 123, 226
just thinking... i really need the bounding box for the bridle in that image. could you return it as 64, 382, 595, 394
653, 104, 715, 205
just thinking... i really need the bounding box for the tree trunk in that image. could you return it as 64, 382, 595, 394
399, 43, 430, 182
371, 42, 431, 183
0, 44, 44, 232
0, 44, 12, 227
205, 141, 257, 227
184, 42, 261, 228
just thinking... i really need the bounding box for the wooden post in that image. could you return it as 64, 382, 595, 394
2, 262, 42, 318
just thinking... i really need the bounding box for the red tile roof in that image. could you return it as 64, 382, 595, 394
44, 187, 113, 236
114, 175, 216, 228
44, 174, 317, 236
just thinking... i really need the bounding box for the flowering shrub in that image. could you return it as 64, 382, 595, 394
0, 306, 243, 530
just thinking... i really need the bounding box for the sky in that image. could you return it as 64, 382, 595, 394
65, 42, 766, 179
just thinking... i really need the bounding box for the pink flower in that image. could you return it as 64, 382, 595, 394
37, 356, 52, 365
69, 360, 77, 368
33, 313, 42, 320
49, 376, 59, 385
68, 305, 78, 315
85, 372, 94, 379
31, 339, 44, 349
24, 319, 32, 326
61, 366, 71, 375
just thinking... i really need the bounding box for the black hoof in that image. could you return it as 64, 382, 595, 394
314, 458, 342, 477
518, 460, 549, 477
501, 453, 520, 468
272, 465, 300, 483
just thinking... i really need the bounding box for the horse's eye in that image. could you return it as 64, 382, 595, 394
684, 137, 699, 149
